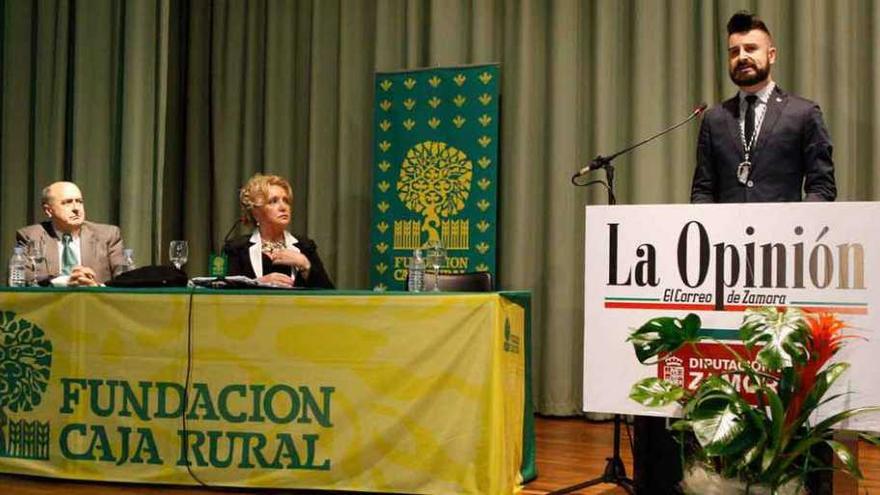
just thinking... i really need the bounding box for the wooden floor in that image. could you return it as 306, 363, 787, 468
524, 417, 636, 495
1, 416, 878, 494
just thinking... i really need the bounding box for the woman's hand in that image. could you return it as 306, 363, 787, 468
257, 272, 295, 287
268, 249, 311, 276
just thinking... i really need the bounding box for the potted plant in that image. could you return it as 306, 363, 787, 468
627, 307, 880, 494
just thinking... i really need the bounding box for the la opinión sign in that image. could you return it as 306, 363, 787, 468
604, 220, 866, 311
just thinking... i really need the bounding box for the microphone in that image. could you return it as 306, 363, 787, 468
573, 102, 708, 179
222, 218, 241, 245
222, 191, 246, 248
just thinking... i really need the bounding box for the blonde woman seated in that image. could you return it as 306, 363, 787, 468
223, 174, 334, 289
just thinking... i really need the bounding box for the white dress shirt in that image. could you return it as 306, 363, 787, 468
738, 81, 776, 145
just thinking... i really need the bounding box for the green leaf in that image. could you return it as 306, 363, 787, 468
766, 407, 880, 482
688, 377, 763, 457
691, 405, 752, 456
759, 384, 786, 473
740, 307, 808, 370
762, 435, 823, 483
776, 366, 796, 406
691, 402, 741, 447
795, 363, 849, 422
629, 377, 684, 407
669, 419, 692, 432
811, 406, 880, 435
825, 439, 862, 480
739, 430, 769, 470
628, 314, 702, 363
859, 433, 880, 447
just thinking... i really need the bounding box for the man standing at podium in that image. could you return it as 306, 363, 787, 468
690, 11, 837, 203
638, 11, 838, 494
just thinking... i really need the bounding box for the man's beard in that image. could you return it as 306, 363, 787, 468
729, 61, 770, 87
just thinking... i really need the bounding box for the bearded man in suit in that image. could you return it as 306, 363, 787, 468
16, 181, 126, 286
690, 11, 837, 203
635, 11, 839, 494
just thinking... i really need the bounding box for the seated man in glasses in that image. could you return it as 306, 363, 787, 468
15, 181, 126, 287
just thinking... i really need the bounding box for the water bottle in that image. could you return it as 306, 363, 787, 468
8, 246, 27, 287
120, 248, 135, 273
407, 248, 425, 292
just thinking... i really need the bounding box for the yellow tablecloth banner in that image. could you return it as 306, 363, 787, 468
0, 290, 525, 494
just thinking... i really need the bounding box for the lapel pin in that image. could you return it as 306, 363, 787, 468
776, 97, 782, 102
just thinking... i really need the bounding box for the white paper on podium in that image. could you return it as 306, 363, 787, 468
583, 201, 880, 431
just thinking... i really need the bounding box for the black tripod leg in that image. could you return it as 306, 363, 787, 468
547, 415, 634, 495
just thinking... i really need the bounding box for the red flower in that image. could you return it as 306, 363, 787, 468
784, 313, 850, 427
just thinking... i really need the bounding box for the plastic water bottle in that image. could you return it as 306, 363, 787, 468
8, 246, 27, 287
120, 248, 135, 273
407, 248, 425, 292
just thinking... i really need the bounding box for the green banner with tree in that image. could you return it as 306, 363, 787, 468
369, 64, 500, 290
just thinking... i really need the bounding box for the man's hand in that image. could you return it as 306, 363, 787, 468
68, 266, 99, 287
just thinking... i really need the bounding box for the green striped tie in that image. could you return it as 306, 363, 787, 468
61, 234, 76, 275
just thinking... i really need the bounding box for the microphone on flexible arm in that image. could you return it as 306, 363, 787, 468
572, 102, 708, 181
221, 217, 241, 246
222, 188, 246, 250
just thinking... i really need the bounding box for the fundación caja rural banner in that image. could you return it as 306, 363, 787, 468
0, 291, 526, 494
582, 202, 880, 431
368, 64, 500, 290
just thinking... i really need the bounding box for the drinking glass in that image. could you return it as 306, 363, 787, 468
424, 239, 447, 292
26, 238, 46, 285
169, 240, 188, 270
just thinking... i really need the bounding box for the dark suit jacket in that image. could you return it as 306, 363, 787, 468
690, 86, 836, 203
16, 221, 126, 284
223, 234, 335, 289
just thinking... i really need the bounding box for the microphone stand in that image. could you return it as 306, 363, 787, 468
572, 154, 617, 204
571, 103, 707, 205
548, 414, 634, 495
553, 104, 707, 495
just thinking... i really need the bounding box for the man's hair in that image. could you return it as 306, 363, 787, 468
727, 11, 771, 38
41, 185, 53, 205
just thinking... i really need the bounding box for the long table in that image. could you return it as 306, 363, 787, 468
0, 288, 534, 494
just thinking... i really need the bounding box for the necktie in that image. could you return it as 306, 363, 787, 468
61, 234, 76, 275
744, 95, 758, 146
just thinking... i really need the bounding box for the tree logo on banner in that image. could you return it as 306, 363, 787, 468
397, 141, 474, 245
0, 311, 52, 460
370, 64, 500, 290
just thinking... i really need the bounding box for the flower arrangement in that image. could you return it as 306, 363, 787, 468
627, 307, 880, 493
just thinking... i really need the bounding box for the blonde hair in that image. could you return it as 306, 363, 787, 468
239, 174, 293, 226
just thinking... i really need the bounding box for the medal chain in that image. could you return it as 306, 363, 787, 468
740, 101, 766, 162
